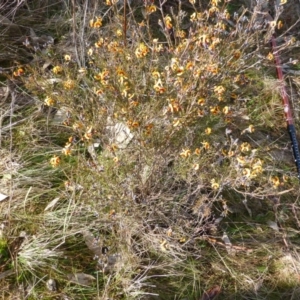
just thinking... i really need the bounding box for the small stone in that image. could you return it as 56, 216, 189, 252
46, 278, 57, 291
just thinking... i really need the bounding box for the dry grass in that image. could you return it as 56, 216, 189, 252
1, 0, 300, 299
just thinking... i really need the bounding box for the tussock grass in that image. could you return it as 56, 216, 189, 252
1, 0, 300, 299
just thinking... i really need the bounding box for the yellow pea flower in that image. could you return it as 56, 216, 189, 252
164, 15, 173, 30
202, 141, 210, 150
135, 43, 149, 58
240, 142, 251, 152
50, 155, 60, 167
44, 96, 55, 106
211, 179, 219, 190
180, 149, 191, 158
271, 176, 280, 188
52, 66, 63, 74
205, 127, 212, 135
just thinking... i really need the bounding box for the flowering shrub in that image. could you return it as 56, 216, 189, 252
13, 0, 299, 298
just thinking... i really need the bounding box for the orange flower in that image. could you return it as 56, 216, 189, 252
89, 17, 102, 28
13, 68, 24, 77
210, 106, 220, 115
194, 148, 201, 155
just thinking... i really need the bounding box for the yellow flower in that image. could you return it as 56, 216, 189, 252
89, 17, 102, 28
160, 239, 169, 252
106, 0, 118, 5
233, 50, 241, 59
63, 79, 75, 90
267, 52, 274, 61
176, 30, 186, 39
225, 10, 231, 20
164, 15, 173, 30
228, 150, 235, 157
197, 109, 205, 117
153, 43, 164, 53
78, 68, 87, 75
211, 179, 219, 190
251, 159, 263, 175
152, 71, 161, 79
236, 156, 246, 166
146, 5, 157, 14
153, 79, 166, 93
205, 127, 212, 135
116, 29, 123, 37
223, 106, 229, 115
197, 98, 205, 106
243, 168, 251, 178
190, 12, 202, 22
167, 99, 181, 113
202, 141, 210, 150
271, 176, 280, 188
52, 66, 63, 74
84, 126, 94, 140
173, 118, 181, 127
50, 155, 60, 167
209, 6, 219, 15
94, 69, 110, 85
64, 54, 71, 61
135, 43, 149, 58
95, 38, 105, 48
186, 61, 194, 70
62, 142, 72, 156
240, 142, 251, 152
145, 123, 153, 135
44, 96, 55, 106
277, 20, 283, 30
190, 66, 200, 78
170, 58, 179, 71
73, 122, 84, 130
207, 64, 219, 74
210, 106, 220, 115
248, 125, 255, 133
127, 119, 139, 129
113, 156, 119, 163
214, 85, 225, 95
180, 149, 191, 158
138, 20, 146, 27
87, 48, 94, 56
194, 148, 201, 155
110, 143, 118, 152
